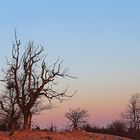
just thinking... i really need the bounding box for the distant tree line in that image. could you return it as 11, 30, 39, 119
84, 93, 140, 140
64, 94, 140, 139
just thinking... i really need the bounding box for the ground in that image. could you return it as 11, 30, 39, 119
0, 130, 133, 140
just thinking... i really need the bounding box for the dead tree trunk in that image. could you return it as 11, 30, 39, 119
10, 121, 15, 136
23, 111, 32, 130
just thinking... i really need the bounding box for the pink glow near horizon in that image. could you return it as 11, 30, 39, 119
33, 90, 130, 129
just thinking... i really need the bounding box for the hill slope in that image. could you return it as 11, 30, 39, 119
0, 131, 132, 140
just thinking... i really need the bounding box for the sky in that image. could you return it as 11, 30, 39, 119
0, 0, 140, 128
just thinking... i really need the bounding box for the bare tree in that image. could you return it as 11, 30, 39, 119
121, 93, 140, 131
65, 108, 89, 130
0, 81, 22, 135
1, 32, 75, 130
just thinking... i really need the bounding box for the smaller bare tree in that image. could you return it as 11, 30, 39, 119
0, 81, 22, 135
65, 108, 89, 130
121, 93, 140, 131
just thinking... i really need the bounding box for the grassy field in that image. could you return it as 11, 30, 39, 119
0, 130, 133, 140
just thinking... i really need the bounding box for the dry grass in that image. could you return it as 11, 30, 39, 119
0, 130, 133, 140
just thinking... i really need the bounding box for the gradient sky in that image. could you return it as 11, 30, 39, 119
0, 0, 140, 128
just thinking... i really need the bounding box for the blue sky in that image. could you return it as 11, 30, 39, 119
0, 0, 140, 127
